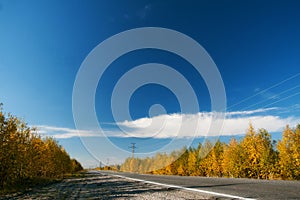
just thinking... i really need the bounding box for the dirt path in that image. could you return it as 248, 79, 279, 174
1, 172, 212, 200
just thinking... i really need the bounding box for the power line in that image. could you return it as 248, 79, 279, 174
227, 73, 300, 111
129, 143, 137, 158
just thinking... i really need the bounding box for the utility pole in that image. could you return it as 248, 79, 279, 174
129, 143, 137, 158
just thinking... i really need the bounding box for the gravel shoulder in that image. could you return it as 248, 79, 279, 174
1, 171, 213, 200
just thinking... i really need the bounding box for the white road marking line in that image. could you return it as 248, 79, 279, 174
112, 174, 256, 200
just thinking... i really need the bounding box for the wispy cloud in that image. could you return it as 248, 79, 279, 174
34, 107, 299, 139
35, 125, 101, 139
225, 107, 278, 116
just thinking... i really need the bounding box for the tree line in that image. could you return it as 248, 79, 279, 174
120, 124, 300, 180
0, 104, 83, 190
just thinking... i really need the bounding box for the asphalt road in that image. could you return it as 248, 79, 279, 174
2, 171, 211, 200
99, 170, 300, 200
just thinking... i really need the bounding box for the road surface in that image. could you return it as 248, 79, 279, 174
100, 170, 300, 200
2, 171, 299, 199
1, 171, 211, 200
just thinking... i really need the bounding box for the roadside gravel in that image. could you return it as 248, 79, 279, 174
1, 172, 213, 200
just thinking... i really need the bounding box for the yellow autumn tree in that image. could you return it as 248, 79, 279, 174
240, 123, 260, 178
187, 147, 198, 175
256, 128, 277, 179
198, 140, 213, 177
240, 124, 277, 179
118, 123, 300, 180
223, 138, 244, 177
199, 140, 224, 177
277, 125, 300, 180
292, 125, 300, 178
0, 104, 83, 190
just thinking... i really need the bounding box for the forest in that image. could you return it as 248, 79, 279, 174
0, 104, 83, 191
120, 123, 300, 180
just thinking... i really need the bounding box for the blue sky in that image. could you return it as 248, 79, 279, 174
1, 0, 300, 168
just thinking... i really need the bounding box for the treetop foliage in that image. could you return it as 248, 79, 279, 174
0, 104, 83, 190
120, 123, 300, 180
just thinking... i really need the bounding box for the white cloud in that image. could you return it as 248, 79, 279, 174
34, 125, 101, 139
225, 107, 278, 116
33, 107, 299, 139
116, 110, 296, 138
